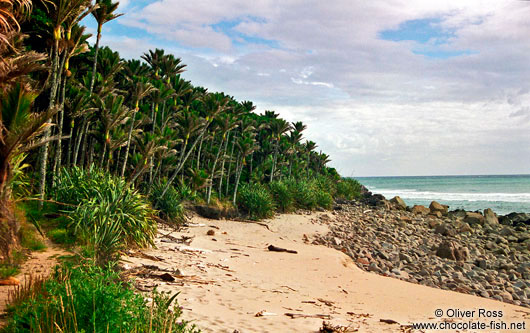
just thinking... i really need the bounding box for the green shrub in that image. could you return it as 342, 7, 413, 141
286, 179, 317, 210
335, 178, 362, 200
54, 166, 156, 263
3, 263, 199, 333
237, 183, 275, 220
150, 180, 185, 224
313, 175, 337, 196
268, 181, 294, 212
315, 189, 333, 209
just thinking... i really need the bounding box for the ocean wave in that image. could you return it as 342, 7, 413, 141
371, 189, 530, 203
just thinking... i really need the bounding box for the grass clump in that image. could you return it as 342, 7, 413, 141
268, 181, 294, 212
3, 262, 199, 333
315, 189, 333, 210
335, 178, 362, 200
237, 183, 275, 220
286, 179, 317, 210
150, 180, 185, 224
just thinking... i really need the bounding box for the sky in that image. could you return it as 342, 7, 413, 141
84, 0, 530, 177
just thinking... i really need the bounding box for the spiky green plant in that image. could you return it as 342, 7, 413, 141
237, 183, 275, 220
268, 180, 293, 212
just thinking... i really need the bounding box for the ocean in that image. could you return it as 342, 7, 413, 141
357, 175, 530, 216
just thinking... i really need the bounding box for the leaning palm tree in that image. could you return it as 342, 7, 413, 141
89, 0, 123, 94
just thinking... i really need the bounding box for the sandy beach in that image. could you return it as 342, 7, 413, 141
121, 213, 530, 332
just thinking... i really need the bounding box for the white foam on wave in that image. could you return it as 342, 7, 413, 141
371, 189, 530, 203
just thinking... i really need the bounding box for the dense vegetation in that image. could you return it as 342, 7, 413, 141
0, 0, 362, 331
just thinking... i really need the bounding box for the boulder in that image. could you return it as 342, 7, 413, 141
390, 196, 407, 210
464, 212, 485, 225
436, 241, 468, 261
412, 205, 430, 215
429, 201, 448, 215
484, 208, 499, 226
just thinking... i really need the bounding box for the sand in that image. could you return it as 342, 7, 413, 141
121, 213, 530, 332
0, 239, 67, 327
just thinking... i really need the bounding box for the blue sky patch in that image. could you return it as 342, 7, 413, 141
380, 17, 476, 59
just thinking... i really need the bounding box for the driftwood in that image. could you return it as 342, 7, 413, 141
267, 245, 297, 254
285, 313, 331, 319
380, 319, 399, 324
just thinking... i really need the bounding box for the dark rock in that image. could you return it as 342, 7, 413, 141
435, 224, 455, 237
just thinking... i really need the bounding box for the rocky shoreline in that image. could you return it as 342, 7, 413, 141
314, 190, 530, 308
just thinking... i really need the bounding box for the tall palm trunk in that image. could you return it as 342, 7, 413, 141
73, 117, 87, 165
232, 155, 243, 205
52, 73, 68, 184
121, 106, 138, 177
38, 38, 61, 205
89, 24, 102, 95
225, 135, 236, 196
206, 138, 223, 204
270, 140, 279, 182
218, 132, 230, 198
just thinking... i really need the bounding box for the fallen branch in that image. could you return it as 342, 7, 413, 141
285, 313, 331, 319
268, 245, 297, 254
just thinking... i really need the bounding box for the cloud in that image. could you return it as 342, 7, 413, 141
97, 0, 530, 176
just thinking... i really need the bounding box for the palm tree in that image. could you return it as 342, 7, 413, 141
304, 140, 317, 175
121, 77, 155, 177
268, 118, 291, 182
38, 0, 96, 205
232, 134, 258, 204
0, 83, 57, 258
89, 0, 123, 94
93, 93, 130, 167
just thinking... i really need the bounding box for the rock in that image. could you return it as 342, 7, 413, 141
499, 291, 513, 302
435, 224, 455, 237
448, 209, 467, 219
0, 276, 20, 286
464, 212, 485, 225
428, 219, 440, 228
429, 201, 448, 215
498, 212, 530, 227
484, 208, 499, 226
458, 223, 472, 233
390, 196, 407, 210
429, 211, 443, 219
357, 258, 370, 265
412, 205, 430, 215
436, 241, 468, 261
207, 229, 216, 236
